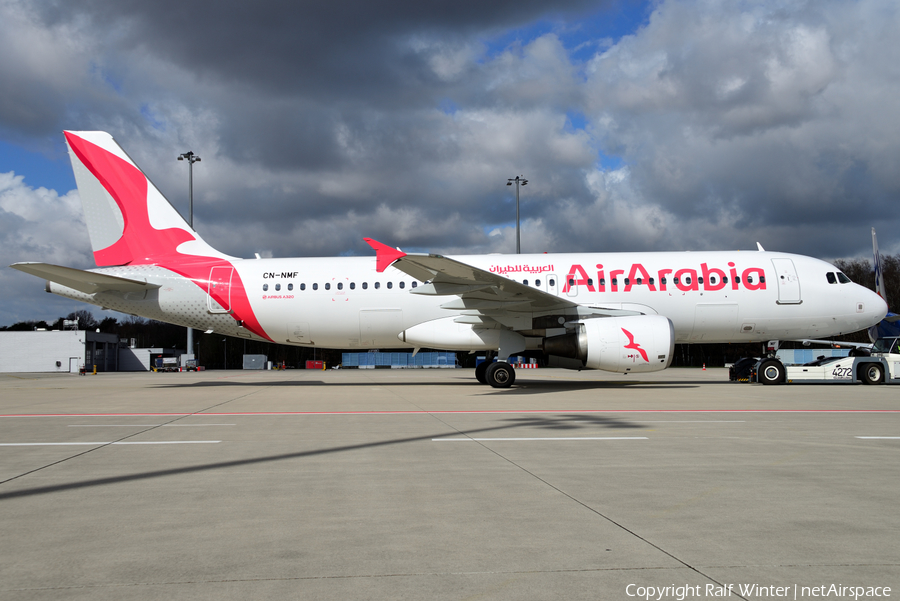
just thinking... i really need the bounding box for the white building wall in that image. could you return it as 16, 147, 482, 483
119, 348, 159, 371
0, 331, 85, 373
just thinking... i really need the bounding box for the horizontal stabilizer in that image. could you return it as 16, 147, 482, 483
10, 262, 161, 295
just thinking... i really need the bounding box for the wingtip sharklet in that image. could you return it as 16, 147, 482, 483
363, 238, 406, 272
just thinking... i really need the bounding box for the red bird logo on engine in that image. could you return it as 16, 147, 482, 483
622, 328, 649, 363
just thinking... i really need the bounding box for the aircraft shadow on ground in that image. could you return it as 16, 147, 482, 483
499, 414, 645, 431
149, 375, 718, 392
0, 414, 646, 500
483, 380, 705, 395
150, 379, 479, 388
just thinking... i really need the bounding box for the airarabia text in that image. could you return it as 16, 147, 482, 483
557, 262, 767, 293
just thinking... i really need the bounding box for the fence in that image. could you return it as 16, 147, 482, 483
341, 351, 459, 368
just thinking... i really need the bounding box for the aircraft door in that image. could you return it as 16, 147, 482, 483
207, 266, 234, 314
565, 275, 578, 297
771, 258, 801, 304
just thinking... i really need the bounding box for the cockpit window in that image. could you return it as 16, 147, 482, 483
826, 272, 837, 284
837, 272, 852, 284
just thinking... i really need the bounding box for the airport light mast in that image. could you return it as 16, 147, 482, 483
507, 175, 528, 254
178, 151, 201, 363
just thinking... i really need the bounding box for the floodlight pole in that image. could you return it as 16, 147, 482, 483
178, 151, 201, 229
178, 151, 201, 363
507, 175, 528, 254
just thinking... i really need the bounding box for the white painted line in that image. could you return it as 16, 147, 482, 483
0, 441, 221, 446
855, 436, 900, 439
67, 424, 235, 427
432, 436, 648, 442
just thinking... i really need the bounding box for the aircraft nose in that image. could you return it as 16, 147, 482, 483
864, 287, 889, 323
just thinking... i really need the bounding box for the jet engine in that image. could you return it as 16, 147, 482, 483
542, 315, 674, 373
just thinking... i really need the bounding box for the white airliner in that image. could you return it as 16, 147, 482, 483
10, 131, 888, 386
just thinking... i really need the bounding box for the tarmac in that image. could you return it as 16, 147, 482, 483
0, 367, 897, 600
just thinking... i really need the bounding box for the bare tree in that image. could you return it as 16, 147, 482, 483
66, 310, 97, 329
834, 254, 900, 313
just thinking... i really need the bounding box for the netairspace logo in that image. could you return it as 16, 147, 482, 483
625, 583, 891, 600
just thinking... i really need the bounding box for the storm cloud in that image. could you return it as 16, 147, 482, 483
2, 0, 899, 323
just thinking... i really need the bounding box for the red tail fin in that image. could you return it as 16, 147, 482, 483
64, 131, 226, 266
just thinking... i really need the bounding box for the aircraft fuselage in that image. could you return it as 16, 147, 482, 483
49, 250, 883, 349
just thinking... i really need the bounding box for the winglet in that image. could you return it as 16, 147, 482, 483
364, 238, 406, 272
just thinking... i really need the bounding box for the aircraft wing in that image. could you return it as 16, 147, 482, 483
364, 239, 640, 318
10, 262, 161, 295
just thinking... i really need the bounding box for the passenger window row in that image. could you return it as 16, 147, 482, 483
520, 279, 552, 287
558, 275, 763, 287
261, 270, 780, 294
262, 281, 418, 292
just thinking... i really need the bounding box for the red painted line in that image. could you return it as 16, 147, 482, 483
1, 409, 899, 418
0, 413, 198, 418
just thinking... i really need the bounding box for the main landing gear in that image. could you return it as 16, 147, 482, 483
475, 360, 489, 384
475, 355, 517, 389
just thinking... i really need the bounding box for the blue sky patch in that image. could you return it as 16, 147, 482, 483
140, 104, 167, 131
0, 139, 76, 194
480, 0, 652, 63
439, 98, 459, 116
566, 110, 588, 132
597, 152, 624, 171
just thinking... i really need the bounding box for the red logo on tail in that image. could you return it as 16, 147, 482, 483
622, 328, 649, 362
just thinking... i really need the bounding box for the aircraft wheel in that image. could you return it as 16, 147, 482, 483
486, 362, 515, 388
861, 363, 885, 385
475, 361, 489, 384
758, 360, 785, 385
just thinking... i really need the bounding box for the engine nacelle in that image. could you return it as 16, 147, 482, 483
543, 315, 674, 373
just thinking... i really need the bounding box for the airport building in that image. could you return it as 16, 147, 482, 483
0, 330, 180, 373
